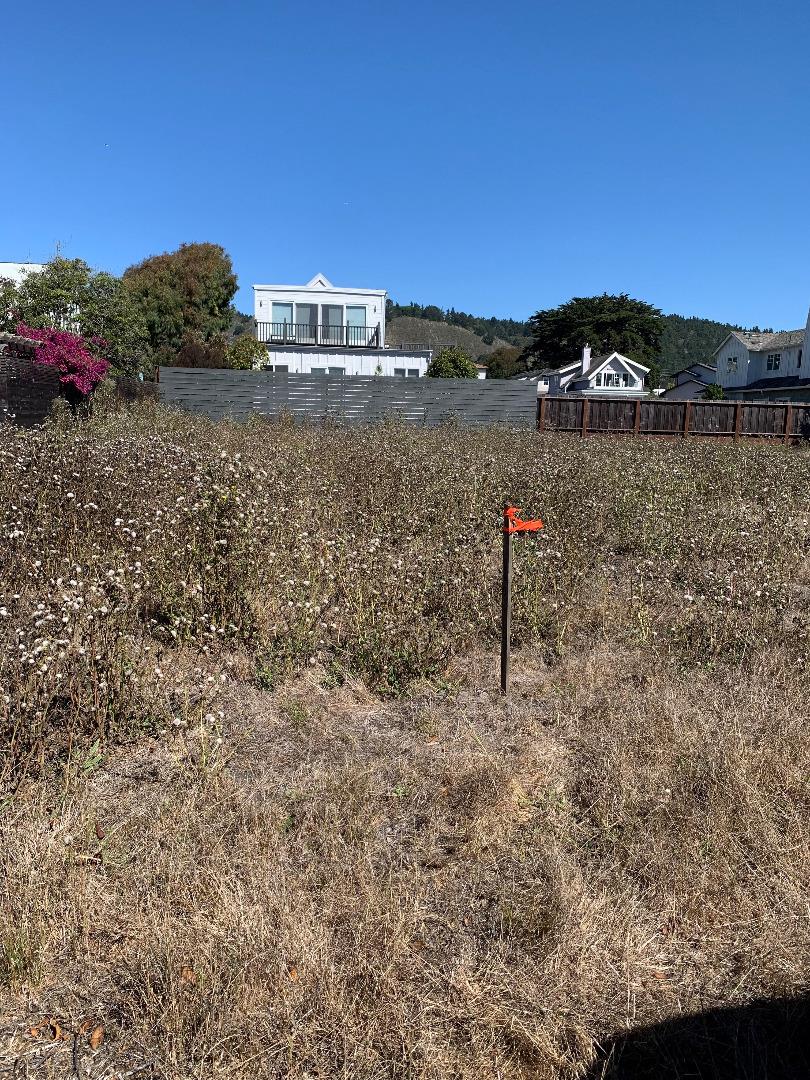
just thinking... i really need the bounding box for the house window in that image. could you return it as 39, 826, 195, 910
595, 374, 602, 386
310, 367, 326, 375
329, 366, 344, 376
345, 306, 367, 347
296, 303, 318, 343
600, 372, 628, 388
274, 364, 288, 373
394, 368, 406, 376
798, 350, 803, 368
727, 356, 738, 372
271, 302, 293, 337
407, 369, 420, 377
766, 353, 781, 371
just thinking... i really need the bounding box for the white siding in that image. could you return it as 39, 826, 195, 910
716, 336, 804, 389
587, 356, 644, 392
262, 346, 430, 377
253, 279, 386, 341
715, 337, 750, 390
0, 262, 45, 286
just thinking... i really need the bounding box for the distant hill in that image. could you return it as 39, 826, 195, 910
384, 300, 743, 377
658, 314, 741, 375
385, 316, 518, 357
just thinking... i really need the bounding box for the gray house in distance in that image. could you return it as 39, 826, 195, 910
660, 362, 717, 400
714, 328, 810, 401
546, 345, 649, 396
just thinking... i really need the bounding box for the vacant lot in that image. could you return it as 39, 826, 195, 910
1, 406, 809, 1078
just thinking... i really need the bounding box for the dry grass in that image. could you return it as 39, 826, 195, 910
1, 406, 809, 1077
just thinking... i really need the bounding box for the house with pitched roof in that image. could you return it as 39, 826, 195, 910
714, 328, 809, 400
252, 273, 431, 377
660, 362, 718, 400
545, 345, 649, 396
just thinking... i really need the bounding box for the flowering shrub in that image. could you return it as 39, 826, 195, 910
16, 322, 109, 396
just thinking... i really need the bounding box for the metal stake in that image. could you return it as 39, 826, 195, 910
500, 503, 513, 695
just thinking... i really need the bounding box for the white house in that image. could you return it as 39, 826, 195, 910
660, 362, 717, 400
546, 345, 649, 395
252, 273, 431, 376
0, 262, 46, 286
714, 328, 810, 400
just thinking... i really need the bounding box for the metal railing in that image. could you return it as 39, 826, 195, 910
256, 322, 381, 348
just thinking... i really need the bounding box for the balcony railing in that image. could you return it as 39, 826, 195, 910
256, 322, 381, 348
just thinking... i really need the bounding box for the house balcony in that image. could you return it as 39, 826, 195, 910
256, 322, 381, 349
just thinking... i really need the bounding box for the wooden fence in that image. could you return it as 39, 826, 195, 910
0, 342, 61, 426
158, 368, 539, 427
539, 396, 810, 442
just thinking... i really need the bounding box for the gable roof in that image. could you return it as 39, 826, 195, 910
579, 352, 650, 380
672, 362, 716, 377
715, 329, 804, 355
305, 273, 334, 288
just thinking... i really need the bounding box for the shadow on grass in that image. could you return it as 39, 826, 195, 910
587, 995, 810, 1079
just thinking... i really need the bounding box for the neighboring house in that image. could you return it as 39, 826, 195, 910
0, 262, 46, 286
660, 362, 717, 400
509, 369, 554, 394
714, 328, 810, 401
546, 345, 649, 395
474, 363, 487, 380
252, 273, 431, 376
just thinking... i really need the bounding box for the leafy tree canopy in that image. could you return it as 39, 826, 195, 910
527, 294, 663, 370
228, 334, 267, 370
123, 243, 238, 365
485, 345, 524, 379
7, 258, 150, 376
426, 345, 478, 379
703, 382, 724, 400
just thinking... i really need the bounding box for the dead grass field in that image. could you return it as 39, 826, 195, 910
1, 405, 809, 1078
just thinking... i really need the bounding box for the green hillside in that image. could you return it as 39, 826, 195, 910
658, 314, 740, 374
384, 299, 741, 377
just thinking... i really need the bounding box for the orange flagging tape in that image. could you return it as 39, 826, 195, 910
503, 507, 544, 534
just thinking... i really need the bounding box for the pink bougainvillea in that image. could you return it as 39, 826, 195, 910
16, 322, 109, 396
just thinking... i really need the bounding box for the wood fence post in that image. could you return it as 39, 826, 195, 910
633, 398, 641, 436
580, 397, 590, 438
784, 403, 794, 444
734, 401, 742, 442
538, 394, 546, 432
683, 400, 692, 438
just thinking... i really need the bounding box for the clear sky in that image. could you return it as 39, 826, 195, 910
3, 0, 810, 328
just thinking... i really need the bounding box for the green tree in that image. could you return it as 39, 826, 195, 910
426, 345, 478, 379
174, 332, 230, 369
228, 334, 267, 370
702, 382, 724, 400
486, 345, 525, 379
10, 258, 150, 376
0, 276, 17, 331
646, 360, 663, 391
527, 293, 663, 370
123, 242, 238, 365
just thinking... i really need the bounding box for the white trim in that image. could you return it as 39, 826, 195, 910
586, 352, 649, 381
253, 283, 386, 297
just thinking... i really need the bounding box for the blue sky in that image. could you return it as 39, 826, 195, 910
3, 0, 810, 328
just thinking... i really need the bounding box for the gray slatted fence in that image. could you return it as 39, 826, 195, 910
158, 368, 538, 427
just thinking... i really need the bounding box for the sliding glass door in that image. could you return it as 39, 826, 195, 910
321, 304, 343, 346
